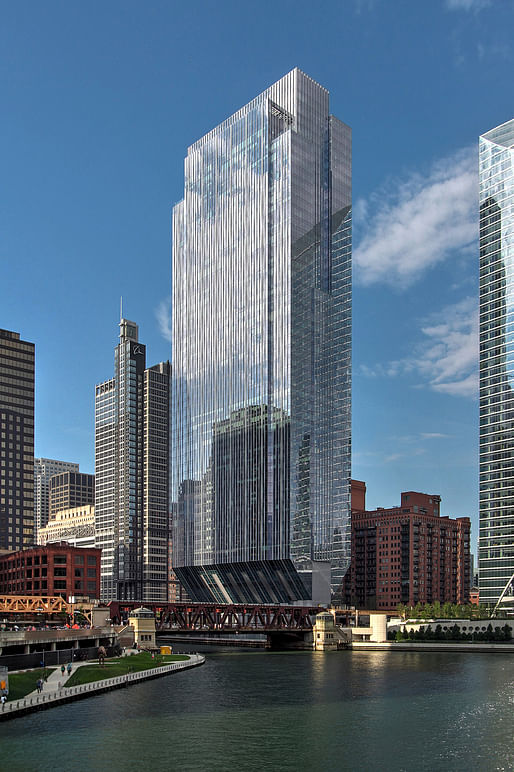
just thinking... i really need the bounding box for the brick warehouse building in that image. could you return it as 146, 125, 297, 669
342, 481, 471, 610
0, 543, 101, 600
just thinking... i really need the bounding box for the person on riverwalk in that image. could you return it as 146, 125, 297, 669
61, 664, 66, 677
36, 678, 42, 693
67, 663, 72, 676
1, 693, 6, 709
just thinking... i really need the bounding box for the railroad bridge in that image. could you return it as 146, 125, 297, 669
108, 601, 324, 647
109, 601, 320, 631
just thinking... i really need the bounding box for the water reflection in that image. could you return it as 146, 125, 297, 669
1, 649, 513, 772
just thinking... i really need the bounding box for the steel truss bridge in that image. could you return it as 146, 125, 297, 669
0, 594, 71, 615
0, 594, 93, 621
107, 601, 323, 632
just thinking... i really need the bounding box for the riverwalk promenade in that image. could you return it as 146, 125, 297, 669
0, 653, 205, 721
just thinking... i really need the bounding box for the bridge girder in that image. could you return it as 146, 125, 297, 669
108, 601, 322, 632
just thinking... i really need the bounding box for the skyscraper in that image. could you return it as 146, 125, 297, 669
49, 470, 94, 519
34, 458, 79, 538
95, 319, 171, 602
172, 69, 352, 605
0, 329, 35, 550
479, 118, 514, 608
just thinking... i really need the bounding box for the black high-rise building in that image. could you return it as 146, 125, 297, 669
0, 329, 35, 550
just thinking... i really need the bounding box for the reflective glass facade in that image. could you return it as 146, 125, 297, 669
479, 119, 514, 606
172, 69, 351, 604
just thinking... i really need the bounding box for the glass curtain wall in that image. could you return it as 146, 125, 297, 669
479, 119, 514, 608
172, 69, 351, 604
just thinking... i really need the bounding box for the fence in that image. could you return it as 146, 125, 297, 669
1, 654, 205, 719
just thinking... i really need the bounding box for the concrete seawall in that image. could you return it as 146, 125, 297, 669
351, 642, 514, 653
0, 654, 205, 721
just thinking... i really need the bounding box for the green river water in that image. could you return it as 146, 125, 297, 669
0, 646, 513, 772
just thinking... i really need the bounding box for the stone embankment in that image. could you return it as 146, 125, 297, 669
351, 642, 514, 653
0, 654, 205, 721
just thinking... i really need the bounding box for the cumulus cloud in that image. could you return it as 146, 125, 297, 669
359, 297, 478, 398
156, 296, 172, 343
445, 0, 491, 10
354, 148, 478, 287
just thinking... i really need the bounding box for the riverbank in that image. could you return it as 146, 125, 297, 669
351, 641, 514, 653
0, 653, 205, 720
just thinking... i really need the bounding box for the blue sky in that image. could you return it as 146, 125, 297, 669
1, 0, 513, 548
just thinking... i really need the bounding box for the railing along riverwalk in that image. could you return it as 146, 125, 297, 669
0, 653, 205, 720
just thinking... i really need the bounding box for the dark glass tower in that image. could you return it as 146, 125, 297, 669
95, 320, 171, 602
0, 329, 35, 551
172, 69, 352, 604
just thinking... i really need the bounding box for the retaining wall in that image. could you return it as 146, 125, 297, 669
0, 654, 205, 721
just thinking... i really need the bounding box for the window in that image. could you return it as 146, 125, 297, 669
54, 555, 67, 564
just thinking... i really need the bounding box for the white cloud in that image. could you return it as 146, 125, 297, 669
417, 297, 478, 396
359, 297, 478, 398
354, 148, 478, 287
477, 41, 511, 60
445, 0, 491, 11
420, 432, 451, 440
156, 296, 172, 343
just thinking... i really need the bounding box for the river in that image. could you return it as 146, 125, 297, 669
1, 646, 513, 772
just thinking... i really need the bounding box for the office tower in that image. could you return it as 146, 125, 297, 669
172, 69, 352, 604
49, 470, 94, 519
0, 329, 35, 550
95, 319, 171, 602
343, 481, 471, 610
34, 458, 79, 537
479, 119, 514, 608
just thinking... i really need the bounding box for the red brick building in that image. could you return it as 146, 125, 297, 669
0, 542, 101, 600
342, 481, 471, 610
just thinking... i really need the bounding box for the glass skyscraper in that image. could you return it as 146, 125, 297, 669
172, 69, 351, 605
479, 118, 514, 608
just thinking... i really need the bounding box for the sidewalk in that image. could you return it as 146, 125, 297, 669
25, 661, 91, 699
25, 650, 143, 698
1, 654, 205, 720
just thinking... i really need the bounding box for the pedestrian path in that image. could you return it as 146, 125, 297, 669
1, 654, 205, 720
25, 661, 90, 699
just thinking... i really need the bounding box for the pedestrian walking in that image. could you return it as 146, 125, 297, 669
67, 662, 72, 676
61, 664, 65, 677
1, 693, 6, 710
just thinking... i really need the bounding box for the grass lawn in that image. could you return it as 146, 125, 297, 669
65, 652, 190, 687
7, 668, 56, 702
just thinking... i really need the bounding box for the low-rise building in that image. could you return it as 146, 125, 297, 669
37, 505, 95, 549
0, 543, 101, 601
128, 607, 156, 648
343, 481, 471, 610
